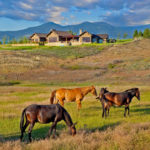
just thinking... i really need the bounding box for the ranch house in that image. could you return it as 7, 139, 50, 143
30, 29, 109, 46
30, 33, 47, 43
46, 29, 79, 46
79, 30, 109, 43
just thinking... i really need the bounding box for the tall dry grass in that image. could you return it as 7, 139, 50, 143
0, 123, 150, 150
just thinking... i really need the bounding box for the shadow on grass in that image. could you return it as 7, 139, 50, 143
131, 107, 150, 115
2, 124, 66, 142
0, 81, 20, 86
90, 121, 121, 132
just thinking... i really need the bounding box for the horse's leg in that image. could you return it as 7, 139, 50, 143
124, 106, 128, 117
20, 121, 29, 141
102, 106, 104, 118
59, 99, 64, 107
52, 125, 57, 138
127, 106, 130, 116
76, 99, 82, 110
47, 121, 57, 138
28, 122, 35, 142
104, 108, 107, 118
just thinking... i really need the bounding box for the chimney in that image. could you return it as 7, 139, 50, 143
79, 29, 83, 35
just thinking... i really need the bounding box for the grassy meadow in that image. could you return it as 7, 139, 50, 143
0, 39, 150, 149
0, 84, 150, 150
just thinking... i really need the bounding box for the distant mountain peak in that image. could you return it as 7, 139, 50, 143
0, 21, 150, 40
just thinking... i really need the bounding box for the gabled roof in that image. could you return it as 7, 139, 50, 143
30, 33, 47, 39
47, 29, 78, 38
96, 34, 109, 39
79, 31, 92, 36
79, 31, 109, 39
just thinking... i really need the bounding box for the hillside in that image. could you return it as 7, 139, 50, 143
0, 39, 150, 149
0, 21, 150, 40
0, 39, 150, 85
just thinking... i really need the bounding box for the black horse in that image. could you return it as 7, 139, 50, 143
96, 88, 140, 117
20, 104, 77, 142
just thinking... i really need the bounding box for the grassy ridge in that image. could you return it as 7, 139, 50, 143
0, 85, 150, 149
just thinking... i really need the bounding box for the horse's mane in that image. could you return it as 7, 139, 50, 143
61, 106, 73, 126
124, 88, 139, 92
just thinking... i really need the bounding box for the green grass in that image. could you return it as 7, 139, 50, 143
0, 40, 133, 59
0, 85, 150, 139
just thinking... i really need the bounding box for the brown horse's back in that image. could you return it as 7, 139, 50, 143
56, 88, 82, 102
105, 92, 133, 106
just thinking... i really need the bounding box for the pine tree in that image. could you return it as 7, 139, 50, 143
138, 31, 143, 37
143, 28, 150, 38
133, 30, 138, 38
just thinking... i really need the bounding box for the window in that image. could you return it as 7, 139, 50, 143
35, 38, 38, 42
49, 37, 57, 42
82, 37, 90, 42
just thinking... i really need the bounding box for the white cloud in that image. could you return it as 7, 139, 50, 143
19, 2, 32, 9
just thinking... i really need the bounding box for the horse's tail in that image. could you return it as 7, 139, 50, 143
50, 90, 56, 104
20, 108, 26, 131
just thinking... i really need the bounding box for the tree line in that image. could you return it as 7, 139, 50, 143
0, 36, 29, 44
133, 28, 150, 39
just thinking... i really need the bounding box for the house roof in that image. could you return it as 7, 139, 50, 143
30, 33, 47, 39
79, 31, 109, 39
47, 29, 78, 38
96, 34, 109, 39
79, 31, 92, 36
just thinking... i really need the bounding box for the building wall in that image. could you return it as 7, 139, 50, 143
79, 32, 92, 43
31, 34, 40, 42
45, 41, 82, 46
47, 32, 59, 42
11, 43, 39, 46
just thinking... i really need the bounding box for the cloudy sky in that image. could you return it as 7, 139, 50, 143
0, 0, 150, 31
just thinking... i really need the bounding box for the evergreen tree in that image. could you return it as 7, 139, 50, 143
143, 28, 150, 38
133, 30, 138, 38
138, 31, 143, 37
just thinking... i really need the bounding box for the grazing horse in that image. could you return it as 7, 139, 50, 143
97, 88, 140, 117
50, 86, 97, 109
20, 104, 76, 142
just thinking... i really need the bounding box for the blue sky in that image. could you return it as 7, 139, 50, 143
0, 0, 150, 31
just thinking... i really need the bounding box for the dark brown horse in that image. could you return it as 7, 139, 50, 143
96, 88, 140, 117
20, 104, 76, 142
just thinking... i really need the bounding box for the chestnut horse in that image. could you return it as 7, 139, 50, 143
20, 104, 76, 142
50, 86, 97, 109
97, 88, 140, 117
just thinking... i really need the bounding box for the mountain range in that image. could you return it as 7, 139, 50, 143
0, 21, 150, 41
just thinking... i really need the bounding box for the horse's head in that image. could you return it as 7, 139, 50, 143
97, 88, 109, 100
91, 85, 97, 96
135, 88, 140, 100
125, 88, 140, 101
70, 122, 77, 136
